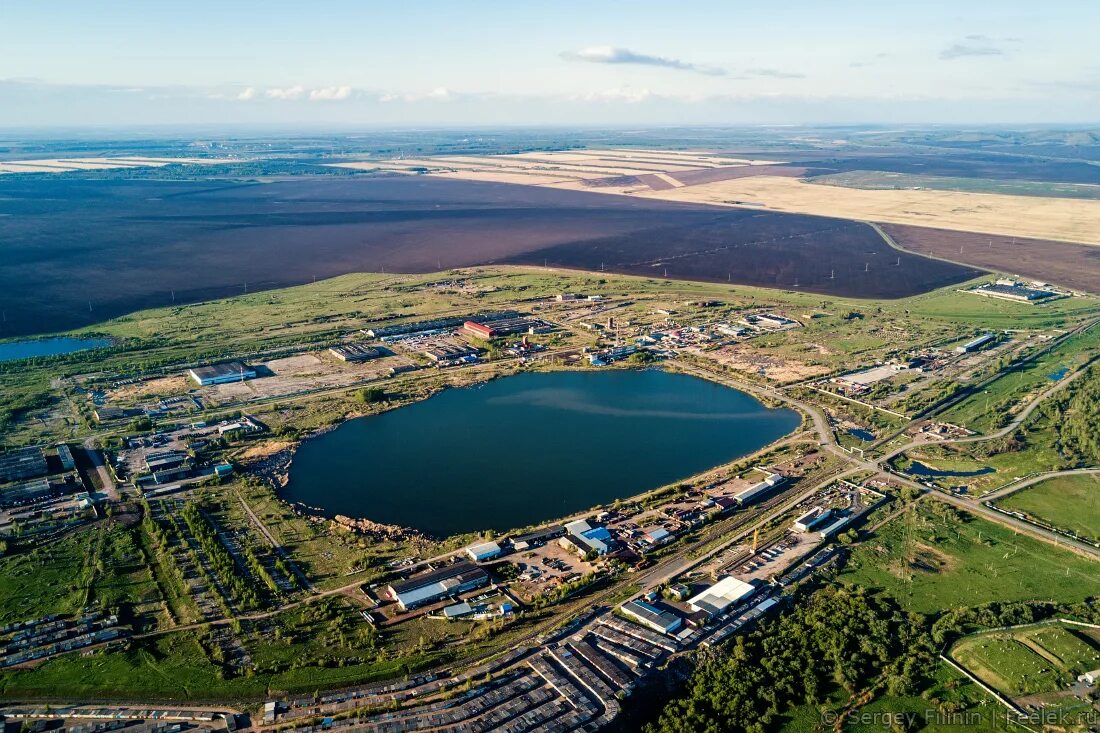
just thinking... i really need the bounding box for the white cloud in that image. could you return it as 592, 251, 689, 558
309, 85, 352, 101
747, 68, 805, 79
265, 85, 305, 100
379, 87, 457, 103
573, 86, 654, 103
562, 46, 726, 76
236, 87, 257, 100
940, 43, 1006, 60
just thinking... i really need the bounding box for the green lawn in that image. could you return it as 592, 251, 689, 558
950, 623, 1100, 697
952, 635, 1061, 696
839, 503, 1100, 613
999, 474, 1100, 542
1024, 625, 1100, 672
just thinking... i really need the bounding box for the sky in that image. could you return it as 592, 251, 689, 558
2, 0, 1097, 128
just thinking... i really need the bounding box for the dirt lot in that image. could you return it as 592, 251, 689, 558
882, 224, 1100, 295
107, 375, 192, 401
509, 541, 596, 603
695, 343, 832, 383
202, 351, 406, 405
637, 175, 1100, 246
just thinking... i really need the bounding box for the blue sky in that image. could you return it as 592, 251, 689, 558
2, 0, 1096, 127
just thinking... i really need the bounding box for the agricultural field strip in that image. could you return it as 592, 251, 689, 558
633, 175, 1100, 246
808, 170, 1100, 200
0, 157, 239, 174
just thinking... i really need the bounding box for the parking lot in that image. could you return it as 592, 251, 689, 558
508, 542, 597, 603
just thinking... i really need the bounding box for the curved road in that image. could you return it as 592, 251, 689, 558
982, 467, 1100, 502
675, 360, 1100, 561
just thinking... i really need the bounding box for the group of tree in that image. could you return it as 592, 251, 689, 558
645, 586, 936, 733
179, 502, 263, 611
1050, 364, 1100, 465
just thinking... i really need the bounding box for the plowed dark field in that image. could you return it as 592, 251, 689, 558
881, 224, 1100, 294
0, 176, 980, 337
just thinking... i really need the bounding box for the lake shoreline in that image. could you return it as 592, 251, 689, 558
279, 368, 800, 537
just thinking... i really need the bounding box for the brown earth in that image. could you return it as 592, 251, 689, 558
881, 224, 1100, 294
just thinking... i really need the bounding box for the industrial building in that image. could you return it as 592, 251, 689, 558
559, 519, 611, 556
641, 527, 671, 545
463, 316, 548, 340
816, 514, 855, 539
716, 323, 749, 337
387, 561, 490, 611
329, 343, 382, 362
733, 473, 786, 506
793, 507, 834, 533
588, 345, 638, 366
955, 333, 996, 354
422, 341, 480, 364
442, 602, 474, 620
0, 477, 54, 508
511, 525, 563, 551
56, 444, 76, 471
463, 321, 497, 339
832, 364, 907, 392
621, 600, 683, 635
188, 361, 257, 386
363, 311, 519, 339
465, 541, 502, 562
971, 281, 1056, 303
0, 446, 48, 484
744, 313, 800, 330
218, 418, 261, 438
687, 576, 756, 617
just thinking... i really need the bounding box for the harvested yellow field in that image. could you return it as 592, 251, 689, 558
432, 170, 582, 185
327, 149, 783, 188
637, 175, 1100, 246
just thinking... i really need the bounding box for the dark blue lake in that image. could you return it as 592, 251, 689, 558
0, 336, 112, 363
283, 369, 800, 537
907, 460, 995, 479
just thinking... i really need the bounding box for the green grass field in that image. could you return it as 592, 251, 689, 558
839, 503, 1100, 613
939, 325, 1100, 434
1025, 626, 1100, 671
894, 426, 1068, 496
776, 665, 1011, 733
951, 623, 1100, 697
999, 473, 1100, 542
953, 635, 1060, 696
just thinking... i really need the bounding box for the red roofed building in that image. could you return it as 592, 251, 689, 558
463, 321, 496, 339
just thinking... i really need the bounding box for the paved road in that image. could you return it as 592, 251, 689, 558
676, 360, 1100, 561
868, 316, 1099, 453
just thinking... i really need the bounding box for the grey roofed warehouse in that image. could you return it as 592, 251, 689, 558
188, 361, 257, 386
329, 343, 382, 362
0, 446, 49, 484
387, 561, 490, 611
